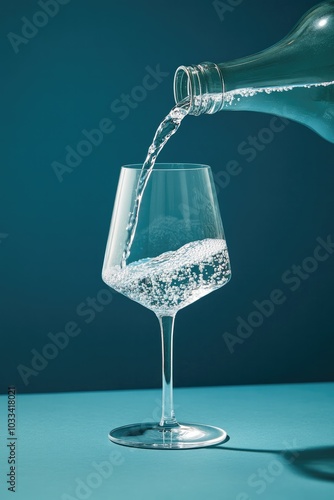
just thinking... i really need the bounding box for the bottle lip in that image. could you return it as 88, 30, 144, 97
173, 65, 193, 107
173, 62, 225, 115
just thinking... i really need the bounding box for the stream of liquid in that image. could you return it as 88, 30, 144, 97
121, 98, 190, 267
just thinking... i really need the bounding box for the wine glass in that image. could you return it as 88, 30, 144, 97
102, 163, 231, 449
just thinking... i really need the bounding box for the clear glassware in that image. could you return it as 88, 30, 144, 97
174, 1, 334, 143
102, 163, 231, 449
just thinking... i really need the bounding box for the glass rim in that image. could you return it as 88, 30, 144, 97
121, 163, 211, 171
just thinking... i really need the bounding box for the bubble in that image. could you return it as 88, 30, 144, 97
102, 239, 231, 315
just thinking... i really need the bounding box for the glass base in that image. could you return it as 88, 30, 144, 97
109, 422, 228, 449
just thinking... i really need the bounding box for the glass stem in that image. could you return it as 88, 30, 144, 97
158, 315, 178, 428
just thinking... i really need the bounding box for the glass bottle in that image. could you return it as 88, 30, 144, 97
174, 1, 334, 143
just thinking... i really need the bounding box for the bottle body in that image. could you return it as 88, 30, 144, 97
174, 1, 334, 143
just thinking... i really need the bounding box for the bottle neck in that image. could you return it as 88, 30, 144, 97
173, 62, 225, 115
173, 1, 334, 116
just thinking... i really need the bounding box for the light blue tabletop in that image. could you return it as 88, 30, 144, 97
0, 383, 333, 500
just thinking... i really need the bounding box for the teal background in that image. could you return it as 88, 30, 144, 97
0, 0, 333, 394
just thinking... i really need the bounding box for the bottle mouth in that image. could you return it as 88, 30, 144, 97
174, 66, 195, 109
173, 62, 224, 115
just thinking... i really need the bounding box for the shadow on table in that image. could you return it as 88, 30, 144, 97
213, 438, 334, 482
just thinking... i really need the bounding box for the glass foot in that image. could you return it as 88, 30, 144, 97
109, 422, 228, 449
